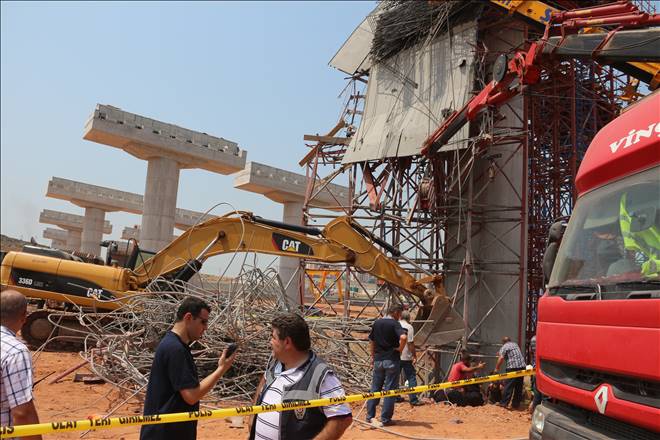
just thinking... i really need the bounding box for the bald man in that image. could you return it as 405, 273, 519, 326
1, 290, 42, 439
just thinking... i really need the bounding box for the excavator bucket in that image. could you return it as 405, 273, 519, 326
413, 295, 464, 347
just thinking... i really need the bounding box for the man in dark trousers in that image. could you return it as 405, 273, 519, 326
366, 303, 407, 428
494, 336, 526, 409
140, 297, 236, 440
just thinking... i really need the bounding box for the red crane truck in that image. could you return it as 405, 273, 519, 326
531, 90, 659, 439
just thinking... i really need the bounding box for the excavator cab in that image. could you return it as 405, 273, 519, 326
100, 240, 155, 271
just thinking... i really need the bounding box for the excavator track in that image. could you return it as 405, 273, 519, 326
21, 309, 87, 350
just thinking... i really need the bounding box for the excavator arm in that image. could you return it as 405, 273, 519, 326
134, 211, 428, 301
132, 211, 463, 346
1, 211, 464, 346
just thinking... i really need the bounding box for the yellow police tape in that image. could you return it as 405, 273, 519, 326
1, 368, 534, 438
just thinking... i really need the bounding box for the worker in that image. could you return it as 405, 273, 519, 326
140, 297, 236, 440
617, 192, 659, 277
250, 313, 352, 440
528, 335, 543, 413
494, 336, 526, 409
366, 303, 407, 428
438, 351, 485, 406
0, 290, 42, 440
398, 310, 424, 406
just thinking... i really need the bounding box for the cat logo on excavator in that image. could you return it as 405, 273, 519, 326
272, 233, 314, 255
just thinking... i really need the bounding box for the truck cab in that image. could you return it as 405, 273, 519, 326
531, 91, 659, 439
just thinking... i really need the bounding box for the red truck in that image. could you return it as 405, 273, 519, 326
531, 90, 659, 439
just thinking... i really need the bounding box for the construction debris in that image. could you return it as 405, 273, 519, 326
46, 267, 375, 405
369, 0, 475, 63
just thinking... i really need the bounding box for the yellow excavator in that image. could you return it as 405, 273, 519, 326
1, 211, 464, 347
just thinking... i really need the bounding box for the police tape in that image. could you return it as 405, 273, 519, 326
0, 368, 534, 438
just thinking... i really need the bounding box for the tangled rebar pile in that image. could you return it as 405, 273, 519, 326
73, 267, 373, 406
370, 1, 454, 63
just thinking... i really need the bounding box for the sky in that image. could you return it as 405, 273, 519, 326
1, 1, 375, 274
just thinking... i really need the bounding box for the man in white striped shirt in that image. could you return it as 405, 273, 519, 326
250, 313, 352, 440
1, 290, 42, 440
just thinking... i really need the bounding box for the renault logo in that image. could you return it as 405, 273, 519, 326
594, 385, 609, 414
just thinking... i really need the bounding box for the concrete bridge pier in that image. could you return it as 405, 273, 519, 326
141, 157, 181, 251
43, 228, 68, 249
81, 207, 107, 255
66, 230, 82, 250
279, 201, 305, 305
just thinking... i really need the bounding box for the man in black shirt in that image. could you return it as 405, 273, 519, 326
366, 303, 407, 427
140, 297, 236, 440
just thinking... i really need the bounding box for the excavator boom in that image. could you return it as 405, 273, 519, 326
1, 211, 464, 347
134, 212, 425, 298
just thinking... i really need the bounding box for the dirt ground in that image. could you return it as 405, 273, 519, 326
31, 351, 531, 439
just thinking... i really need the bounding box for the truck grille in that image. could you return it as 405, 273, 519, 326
589, 412, 659, 440
541, 360, 660, 408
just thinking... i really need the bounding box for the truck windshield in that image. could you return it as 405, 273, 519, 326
548, 166, 659, 297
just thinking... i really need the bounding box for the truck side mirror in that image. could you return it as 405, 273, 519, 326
543, 243, 559, 285
543, 219, 568, 284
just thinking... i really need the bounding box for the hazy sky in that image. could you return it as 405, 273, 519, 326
1, 1, 375, 274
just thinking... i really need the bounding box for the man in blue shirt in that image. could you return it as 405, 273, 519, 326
140, 297, 236, 440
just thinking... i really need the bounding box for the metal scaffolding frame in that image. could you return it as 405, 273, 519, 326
524, 58, 626, 358
299, 1, 641, 373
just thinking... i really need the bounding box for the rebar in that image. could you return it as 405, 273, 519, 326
52, 266, 374, 405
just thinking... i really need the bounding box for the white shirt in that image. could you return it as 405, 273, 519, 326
254, 359, 351, 440
1, 326, 34, 426
399, 320, 414, 361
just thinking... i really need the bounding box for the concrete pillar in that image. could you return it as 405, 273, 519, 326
51, 239, 67, 249
140, 157, 180, 252
66, 230, 82, 251
280, 201, 304, 306
81, 207, 105, 255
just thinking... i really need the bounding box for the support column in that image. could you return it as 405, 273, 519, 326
280, 201, 304, 307
66, 231, 82, 251
51, 239, 67, 249
140, 157, 180, 252
81, 207, 105, 255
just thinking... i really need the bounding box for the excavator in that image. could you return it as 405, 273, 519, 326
1, 211, 464, 347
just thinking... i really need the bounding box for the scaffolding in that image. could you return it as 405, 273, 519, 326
300, 1, 642, 373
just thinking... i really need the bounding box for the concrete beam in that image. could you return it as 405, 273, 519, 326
83, 104, 248, 252
122, 226, 140, 241
83, 104, 247, 174
42, 228, 68, 249
39, 209, 112, 233
121, 226, 181, 244
233, 162, 349, 209
47, 177, 213, 250
47, 177, 143, 214
47, 177, 211, 230
40, 209, 110, 252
